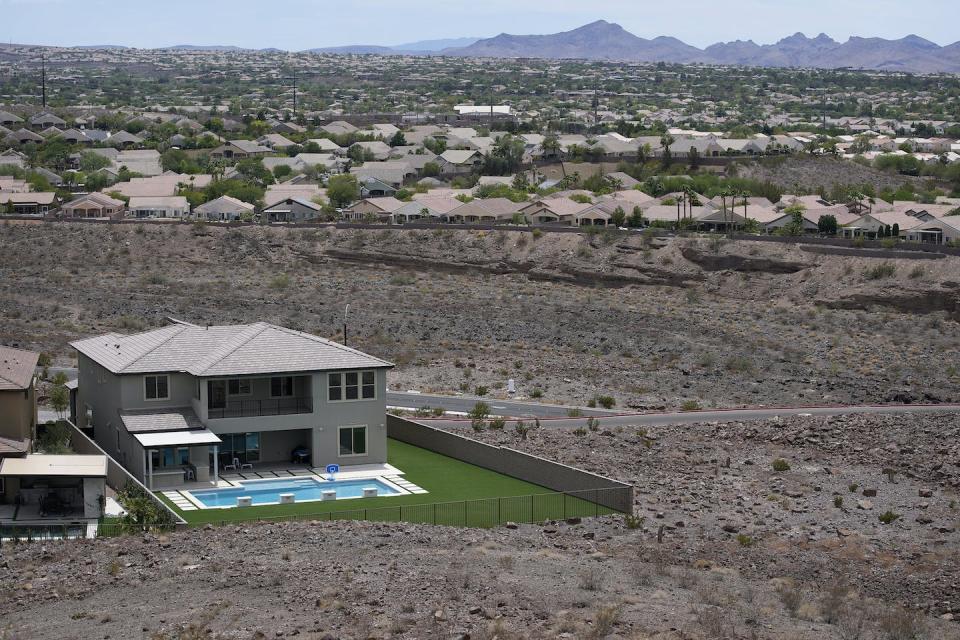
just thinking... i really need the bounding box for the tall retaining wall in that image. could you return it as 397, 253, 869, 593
387, 415, 633, 513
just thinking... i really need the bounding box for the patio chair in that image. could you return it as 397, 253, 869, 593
239, 459, 254, 471
223, 458, 238, 472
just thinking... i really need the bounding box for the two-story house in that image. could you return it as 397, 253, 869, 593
71, 321, 393, 490
0, 345, 39, 459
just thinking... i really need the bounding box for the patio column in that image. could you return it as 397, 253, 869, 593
212, 444, 219, 486
146, 448, 153, 490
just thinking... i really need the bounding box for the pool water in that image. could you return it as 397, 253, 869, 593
189, 477, 402, 508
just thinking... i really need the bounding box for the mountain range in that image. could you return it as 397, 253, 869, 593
440, 21, 960, 73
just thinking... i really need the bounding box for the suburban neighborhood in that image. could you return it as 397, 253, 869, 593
2, 8, 960, 640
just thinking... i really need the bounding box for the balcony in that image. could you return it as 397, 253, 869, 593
207, 397, 312, 419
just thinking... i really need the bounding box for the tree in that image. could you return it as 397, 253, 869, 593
272, 164, 293, 180
326, 174, 360, 208
611, 206, 626, 228
780, 204, 806, 236
660, 134, 675, 168
817, 214, 838, 235
50, 384, 69, 420
422, 162, 440, 178
388, 131, 407, 147
628, 206, 644, 228
688, 145, 700, 169
892, 222, 900, 237
79, 151, 112, 173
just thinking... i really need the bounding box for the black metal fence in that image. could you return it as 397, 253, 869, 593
0, 487, 631, 542
207, 397, 312, 419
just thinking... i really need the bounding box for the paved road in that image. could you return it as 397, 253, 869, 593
386, 391, 615, 418
409, 402, 960, 429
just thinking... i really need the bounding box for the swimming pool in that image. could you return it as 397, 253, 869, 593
187, 476, 403, 508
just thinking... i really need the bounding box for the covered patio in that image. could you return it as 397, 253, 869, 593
0, 454, 107, 526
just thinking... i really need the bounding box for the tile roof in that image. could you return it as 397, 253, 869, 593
119, 407, 204, 433
71, 322, 392, 377
0, 345, 39, 391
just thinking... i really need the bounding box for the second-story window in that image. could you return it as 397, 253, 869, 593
144, 375, 169, 401
329, 370, 376, 401
270, 376, 294, 398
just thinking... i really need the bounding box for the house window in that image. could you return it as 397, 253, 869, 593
270, 376, 293, 398
144, 375, 169, 401
329, 370, 376, 402
338, 426, 367, 457
227, 378, 251, 396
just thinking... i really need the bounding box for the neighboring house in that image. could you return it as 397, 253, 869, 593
350, 141, 392, 161
29, 112, 66, 130
346, 197, 405, 221
321, 121, 358, 136
0, 454, 108, 528
450, 197, 524, 223
262, 197, 323, 223
0, 149, 28, 169
904, 217, 960, 245
520, 197, 593, 225
0, 346, 39, 459
71, 320, 393, 489
257, 133, 297, 150
0, 111, 23, 127
193, 195, 255, 222
841, 211, 925, 238
61, 193, 125, 220
438, 150, 484, 175
306, 138, 345, 155
127, 196, 190, 219
210, 140, 272, 160
106, 131, 144, 148
5, 128, 44, 145
0, 191, 59, 216
356, 176, 399, 199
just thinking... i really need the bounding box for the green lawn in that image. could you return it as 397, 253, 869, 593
157, 439, 616, 526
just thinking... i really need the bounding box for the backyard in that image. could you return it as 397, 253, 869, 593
156, 439, 619, 526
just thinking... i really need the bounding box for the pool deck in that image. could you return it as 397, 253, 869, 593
160, 463, 426, 511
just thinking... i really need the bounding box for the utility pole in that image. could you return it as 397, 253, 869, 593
592, 88, 599, 126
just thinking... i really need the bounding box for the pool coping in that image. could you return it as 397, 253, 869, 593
177, 471, 417, 510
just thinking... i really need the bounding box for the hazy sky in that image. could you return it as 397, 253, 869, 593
0, 0, 957, 49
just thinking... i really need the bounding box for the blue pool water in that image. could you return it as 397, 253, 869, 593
189, 477, 401, 508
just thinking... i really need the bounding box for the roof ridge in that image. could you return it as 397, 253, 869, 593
190, 322, 270, 375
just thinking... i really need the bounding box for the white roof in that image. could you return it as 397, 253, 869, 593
134, 429, 221, 448
71, 321, 393, 376
0, 454, 107, 477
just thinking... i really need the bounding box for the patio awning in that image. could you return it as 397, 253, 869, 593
0, 454, 107, 477
134, 429, 222, 448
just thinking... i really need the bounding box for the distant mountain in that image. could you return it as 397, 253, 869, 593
391, 37, 480, 52
305, 45, 397, 55
167, 45, 251, 51
441, 21, 960, 73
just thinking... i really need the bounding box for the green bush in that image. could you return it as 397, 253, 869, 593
488, 417, 506, 430
595, 395, 615, 409
772, 458, 791, 472
864, 262, 896, 280
681, 400, 701, 411
878, 510, 900, 524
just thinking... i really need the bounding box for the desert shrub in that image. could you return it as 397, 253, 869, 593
724, 355, 754, 373
864, 262, 896, 280
590, 604, 622, 639
624, 514, 644, 529
880, 237, 897, 249
488, 416, 506, 430
772, 458, 791, 472
579, 566, 604, 591
573, 427, 587, 436
567, 408, 583, 417
878, 510, 900, 524
834, 495, 844, 508
530, 388, 543, 398
878, 606, 926, 640
595, 395, 615, 409
474, 385, 488, 396
270, 273, 291, 289
736, 534, 754, 547
909, 265, 926, 279
777, 583, 803, 617
514, 420, 530, 440
681, 400, 701, 411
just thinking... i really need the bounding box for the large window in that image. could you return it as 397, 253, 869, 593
270, 376, 294, 398
219, 432, 260, 465
227, 378, 251, 396
338, 426, 367, 457
144, 375, 170, 401
329, 371, 376, 402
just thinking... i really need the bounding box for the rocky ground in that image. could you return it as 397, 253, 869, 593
2, 411, 959, 639
3, 221, 960, 410
736, 155, 935, 195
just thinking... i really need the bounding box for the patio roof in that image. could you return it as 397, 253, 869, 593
120, 407, 204, 433
0, 454, 107, 477
134, 429, 221, 448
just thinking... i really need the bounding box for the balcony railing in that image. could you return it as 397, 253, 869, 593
207, 397, 312, 419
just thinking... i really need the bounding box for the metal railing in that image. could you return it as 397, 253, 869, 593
207, 397, 312, 419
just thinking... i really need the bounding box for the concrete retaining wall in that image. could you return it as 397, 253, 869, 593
66, 421, 186, 525
387, 415, 633, 513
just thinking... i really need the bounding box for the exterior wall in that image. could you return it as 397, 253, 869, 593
82, 477, 106, 518
0, 385, 35, 443
260, 428, 311, 463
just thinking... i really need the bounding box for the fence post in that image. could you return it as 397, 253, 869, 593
563, 493, 567, 520
530, 495, 534, 523
497, 497, 501, 525
462, 501, 466, 527
595, 489, 599, 517
433, 502, 437, 525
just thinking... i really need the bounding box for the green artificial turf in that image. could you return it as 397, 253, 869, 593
157, 438, 616, 527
